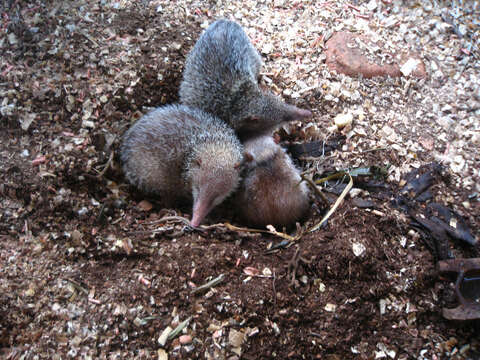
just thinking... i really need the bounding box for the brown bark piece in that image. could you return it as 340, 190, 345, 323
325, 31, 426, 79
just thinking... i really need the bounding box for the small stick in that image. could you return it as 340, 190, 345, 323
96, 150, 114, 178
142, 219, 303, 242
23, 220, 29, 237
287, 246, 301, 287
309, 172, 353, 233
455, 56, 471, 80
301, 174, 329, 205
225, 223, 300, 242
355, 14, 370, 20
127, 229, 172, 235
167, 316, 192, 340
198, 222, 229, 230
80, 30, 99, 47
272, 271, 277, 310
65, 278, 89, 295
315, 171, 347, 185
346, 3, 361, 12
145, 215, 191, 226
191, 274, 226, 294
353, 146, 389, 154
298, 154, 334, 162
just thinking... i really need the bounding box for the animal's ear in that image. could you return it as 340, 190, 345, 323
192, 157, 202, 167
244, 152, 254, 163
234, 152, 254, 169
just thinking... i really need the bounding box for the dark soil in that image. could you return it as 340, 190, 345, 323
1, 1, 479, 359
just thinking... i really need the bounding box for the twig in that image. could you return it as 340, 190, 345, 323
128, 217, 212, 237
95, 150, 114, 178
301, 174, 329, 205
127, 228, 173, 236
65, 278, 89, 295
191, 274, 225, 294
167, 317, 192, 340
309, 172, 353, 233
315, 171, 348, 185
165, 228, 189, 238
346, 3, 361, 12
23, 219, 30, 240
355, 13, 370, 20
80, 29, 99, 47
298, 154, 334, 162
224, 223, 301, 242
287, 246, 301, 287
272, 271, 277, 310
455, 55, 471, 80
265, 239, 293, 254
145, 215, 191, 226
198, 222, 229, 230
354, 146, 389, 154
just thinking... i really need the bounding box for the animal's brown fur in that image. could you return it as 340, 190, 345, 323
235, 136, 310, 228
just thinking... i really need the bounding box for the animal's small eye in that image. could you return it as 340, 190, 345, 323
244, 116, 259, 123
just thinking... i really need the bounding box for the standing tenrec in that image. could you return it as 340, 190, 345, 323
179, 19, 312, 140
120, 104, 244, 227
235, 136, 310, 228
